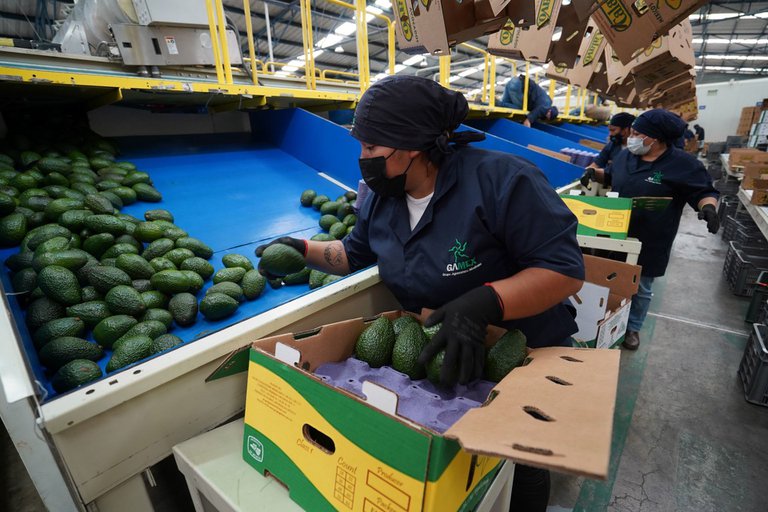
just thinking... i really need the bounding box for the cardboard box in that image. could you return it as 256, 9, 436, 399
393, 0, 509, 55
560, 193, 633, 239
742, 165, 768, 189
730, 148, 768, 166
629, 20, 694, 92
239, 311, 620, 511
592, 0, 707, 63
751, 188, 768, 206
649, 78, 695, 108
569, 255, 641, 348
487, 0, 563, 62
545, 20, 608, 88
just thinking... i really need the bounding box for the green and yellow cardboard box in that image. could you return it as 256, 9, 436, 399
232, 311, 619, 511
569, 255, 641, 348
560, 193, 633, 239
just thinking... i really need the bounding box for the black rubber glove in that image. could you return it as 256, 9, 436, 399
417, 286, 503, 386
580, 167, 596, 188
254, 236, 307, 279
698, 204, 719, 234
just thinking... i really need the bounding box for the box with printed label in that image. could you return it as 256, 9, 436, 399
545, 20, 608, 88
730, 148, 768, 167
570, 255, 641, 349
393, 0, 510, 55
560, 194, 633, 239
487, 0, 563, 62
592, 0, 707, 63
629, 20, 694, 91
236, 311, 620, 512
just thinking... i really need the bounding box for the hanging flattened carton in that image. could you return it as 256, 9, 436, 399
393, 0, 511, 55
487, 0, 563, 62
236, 311, 621, 511
545, 20, 608, 89
629, 20, 694, 92
591, 0, 707, 64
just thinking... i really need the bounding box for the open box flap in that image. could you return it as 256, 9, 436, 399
444, 347, 620, 479
584, 254, 640, 299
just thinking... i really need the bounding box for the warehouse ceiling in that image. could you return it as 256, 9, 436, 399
0, 0, 766, 90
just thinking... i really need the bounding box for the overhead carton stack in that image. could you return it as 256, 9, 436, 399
739, 106, 763, 137
545, 20, 608, 90
487, 0, 565, 62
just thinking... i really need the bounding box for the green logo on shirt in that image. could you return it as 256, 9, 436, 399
445, 239, 481, 275
646, 171, 663, 185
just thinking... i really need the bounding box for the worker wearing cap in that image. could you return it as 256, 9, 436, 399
499, 75, 559, 127
580, 112, 635, 188
582, 109, 719, 350
256, 75, 584, 510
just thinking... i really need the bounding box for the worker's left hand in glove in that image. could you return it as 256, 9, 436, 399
417, 286, 503, 386
254, 236, 307, 279
580, 167, 596, 188
697, 204, 719, 234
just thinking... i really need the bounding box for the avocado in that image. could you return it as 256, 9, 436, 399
5, 251, 35, 272
11, 267, 37, 294
149, 257, 177, 272
426, 349, 457, 387
329, 222, 347, 240
151, 334, 183, 354
168, 293, 198, 326
132, 279, 152, 293
102, 243, 139, 259
392, 322, 429, 380
150, 270, 196, 294
221, 253, 254, 271
43, 198, 84, 221
320, 201, 340, 216
39, 336, 104, 371
259, 244, 305, 276
134, 221, 165, 242
93, 315, 138, 348
115, 254, 155, 280
26, 296, 66, 331
344, 190, 357, 202
105, 285, 146, 316
422, 323, 442, 340
283, 267, 311, 285
175, 237, 213, 259
322, 274, 341, 286
114, 321, 167, 350
180, 270, 204, 292
83, 193, 115, 215
33, 236, 70, 257
484, 329, 527, 382
180, 257, 214, 279
82, 232, 115, 258
392, 315, 419, 336
141, 290, 169, 309
32, 249, 90, 272
311, 194, 330, 210
51, 359, 103, 392
300, 189, 316, 207
106, 335, 153, 372
141, 308, 173, 328
206, 282, 244, 301
87, 265, 132, 294
38, 265, 81, 305
200, 292, 239, 320
355, 316, 395, 368
0, 192, 16, 216
33, 317, 86, 350
66, 300, 112, 328
144, 209, 174, 222
141, 238, 175, 261
111, 187, 137, 205
24, 224, 71, 251
308, 269, 328, 289
162, 227, 188, 241
163, 248, 195, 267
336, 202, 354, 219
213, 267, 246, 284
0, 213, 28, 247
81, 286, 102, 302
132, 183, 162, 202
310, 233, 334, 242
319, 214, 338, 231
84, 214, 126, 235
58, 209, 94, 231
342, 214, 357, 227
241, 270, 266, 300
122, 171, 151, 186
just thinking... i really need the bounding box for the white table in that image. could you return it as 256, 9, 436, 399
173, 419, 515, 512
577, 235, 642, 264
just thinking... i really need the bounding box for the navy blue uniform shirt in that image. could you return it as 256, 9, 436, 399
606, 147, 718, 277
594, 140, 623, 168
343, 146, 585, 348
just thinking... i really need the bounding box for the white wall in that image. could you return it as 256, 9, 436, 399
696, 77, 768, 142
88, 106, 251, 137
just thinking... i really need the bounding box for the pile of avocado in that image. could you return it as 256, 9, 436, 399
0, 133, 271, 393
295, 188, 356, 288
354, 315, 528, 387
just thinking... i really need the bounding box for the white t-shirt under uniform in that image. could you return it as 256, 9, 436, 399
405, 192, 434, 230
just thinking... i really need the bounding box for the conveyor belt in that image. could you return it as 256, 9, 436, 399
467, 118, 598, 154
534, 122, 605, 144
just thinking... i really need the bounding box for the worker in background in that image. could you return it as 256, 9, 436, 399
580, 112, 636, 188
499, 75, 559, 127
694, 123, 705, 142
256, 76, 585, 511
580, 109, 719, 350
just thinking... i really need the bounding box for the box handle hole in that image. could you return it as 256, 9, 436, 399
546, 375, 572, 386
302, 424, 336, 454
560, 355, 583, 363
511, 444, 554, 456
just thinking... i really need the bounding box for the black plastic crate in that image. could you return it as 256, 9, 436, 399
717, 195, 738, 223
724, 242, 768, 296
734, 226, 768, 247
715, 179, 739, 196
738, 323, 768, 407
746, 272, 768, 323
722, 212, 757, 242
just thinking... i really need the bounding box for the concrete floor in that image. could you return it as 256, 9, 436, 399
3, 209, 768, 511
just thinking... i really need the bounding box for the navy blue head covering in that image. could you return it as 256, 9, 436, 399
609, 112, 635, 128
548, 106, 559, 120
351, 76, 484, 163
632, 109, 687, 144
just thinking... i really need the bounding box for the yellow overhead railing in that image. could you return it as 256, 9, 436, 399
242, 0, 259, 85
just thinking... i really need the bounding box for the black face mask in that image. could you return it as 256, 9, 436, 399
610, 134, 623, 145
358, 150, 414, 198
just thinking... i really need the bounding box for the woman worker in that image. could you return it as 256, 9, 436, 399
581, 109, 719, 350
257, 75, 585, 510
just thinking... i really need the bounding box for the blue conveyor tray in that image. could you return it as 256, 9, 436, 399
1, 120, 362, 401
534, 122, 605, 144
560, 122, 609, 139
466, 118, 598, 154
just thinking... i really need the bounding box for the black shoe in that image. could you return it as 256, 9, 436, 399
622, 330, 640, 350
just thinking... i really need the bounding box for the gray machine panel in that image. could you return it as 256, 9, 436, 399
111, 24, 242, 66
131, 0, 210, 27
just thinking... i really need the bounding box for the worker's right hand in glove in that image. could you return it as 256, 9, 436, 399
417, 286, 503, 386
580, 167, 596, 188
254, 236, 307, 278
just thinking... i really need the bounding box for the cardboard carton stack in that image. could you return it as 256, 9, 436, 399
739, 106, 764, 137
